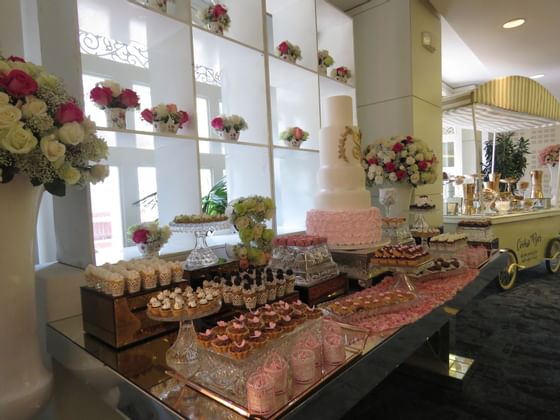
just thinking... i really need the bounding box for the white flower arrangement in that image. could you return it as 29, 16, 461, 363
128, 221, 171, 247
276, 41, 302, 62
362, 135, 438, 187
211, 114, 248, 133
318, 50, 334, 68
0, 55, 109, 195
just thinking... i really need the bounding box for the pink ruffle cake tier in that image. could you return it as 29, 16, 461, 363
306, 207, 382, 247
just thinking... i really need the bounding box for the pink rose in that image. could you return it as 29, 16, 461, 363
90, 86, 113, 107
120, 88, 140, 108
211, 116, 224, 130
7, 56, 25, 63
212, 4, 227, 17
368, 158, 378, 165
384, 162, 396, 172
293, 127, 304, 140
179, 111, 189, 127
418, 160, 428, 171
404, 135, 414, 144
396, 169, 407, 180
166, 104, 177, 113
141, 108, 153, 123
278, 41, 289, 54
337, 66, 347, 75
132, 228, 150, 244
55, 101, 84, 124
0, 69, 38, 97
392, 142, 404, 152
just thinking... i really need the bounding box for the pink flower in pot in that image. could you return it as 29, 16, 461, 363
278, 41, 289, 55
212, 4, 228, 17
211, 116, 224, 131
132, 228, 150, 244
141, 108, 153, 123
293, 127, 304, 140
120, 88, 140, 108
90, 86, 113, 107
179, 111, 189, 128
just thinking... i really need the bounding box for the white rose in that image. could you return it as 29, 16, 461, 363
58, 122, 85, 145
90, 164, 109, 182
410, 173, 420, 184
383, 157, 391, 164
408, 144, 417, 153
1, 124, 37, 154
415, 153, 424, 161
102, 80, 122, 97
406, 156, 415, 166
59, 163, 81, 185
374, 175, 384, 185
229, 115, 241, 126
375, 166, 383, 175
0, 92, 9, 106
401, 150, 408, 158
40, 135, 66, 162
0, 105, 22, 129
82, 118, 96, 137
154, 104, 168, 119
389, 172, 398, 182
22, 98, 47, 119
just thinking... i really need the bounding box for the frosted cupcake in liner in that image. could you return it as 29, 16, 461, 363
231, 278, 244, 308
263, 351, 289, 405
108, 272, 125, 297
172, 299, 184, 317
84, 265, 97, 288
197, 328, 215, 348
256, 278, 268, 306
243, 282, 257, 310
246, 372, 275, 416
158, 263, 172, 286
266, 275, 277, 302
139, 266, 157, 289
148, 298, 162, 316
276, 273, 286, 298
170, 262, 183, 283
222, 278, 233, 304
323, 333, 346, 367
285, 269, 296, 294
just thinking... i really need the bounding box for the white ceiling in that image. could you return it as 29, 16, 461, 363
431, 0, 560, 99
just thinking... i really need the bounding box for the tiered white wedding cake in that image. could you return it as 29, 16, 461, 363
306, 95, 382, 247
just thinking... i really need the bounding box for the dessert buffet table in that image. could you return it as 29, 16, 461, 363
46, 254, 509, 419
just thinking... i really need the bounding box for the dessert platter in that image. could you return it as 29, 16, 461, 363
268, 234, 339, 286
371, 244, 432, 268
456, 218, 495, 242
407, 257, 466, 282
306, 95, 383, 250
428, 233, 468, 258
167, 302, 368, 419
170, 214, 231, 269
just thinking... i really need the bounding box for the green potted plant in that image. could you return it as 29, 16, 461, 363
483, 132, 530, 191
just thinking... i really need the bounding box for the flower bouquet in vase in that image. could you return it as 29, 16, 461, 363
141, 103, 189, 134
276, 41, 302, 64
90, 80, 140, 129
227, 196, 275, 268
363, 135, 438, 217
198, 3, 230, 35
0, 54, 109, 418
331, 66, 351, 84
129, 222, 171, 257
146, 0, 167, 13
280, 126, 308, 148
318, 50, 334, 75
538, 144, 560, 206
211, 114, 248, 141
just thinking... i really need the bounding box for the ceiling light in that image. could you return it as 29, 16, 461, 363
530, 74, 544, 79
502, 18, 525, 29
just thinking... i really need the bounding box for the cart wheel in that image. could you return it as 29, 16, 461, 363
498, 249, 518, 290
545, 237, 560, 274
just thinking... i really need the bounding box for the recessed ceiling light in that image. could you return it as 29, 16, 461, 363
530, 74, 544, 79
502, 18, 526, 29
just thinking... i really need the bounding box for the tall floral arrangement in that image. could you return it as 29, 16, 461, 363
90, 80, 140, 110
363, 135, 438, 187
538, 144, 560, 166
227, 196, 275, 267
0, 55, 109, 195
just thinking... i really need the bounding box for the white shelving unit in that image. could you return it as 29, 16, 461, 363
74, 0, 356, 263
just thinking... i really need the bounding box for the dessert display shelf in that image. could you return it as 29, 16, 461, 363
169, 319, 368, 419
170, 220, 232, 269
146, 300, 222, 377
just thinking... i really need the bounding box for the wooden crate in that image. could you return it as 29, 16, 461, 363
295, 274, 348, 306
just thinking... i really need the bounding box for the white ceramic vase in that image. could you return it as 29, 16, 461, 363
0, 176, 52, 419
154, 120, 179, 134
207, 21, 224, 35
226, 128, 240, 141
137, 242, 162, 258
318, 63, 327, 75
283, 138, 303, 148
280, 54, 297, 64
375, 182, 414, 218
105, 107, 127, 129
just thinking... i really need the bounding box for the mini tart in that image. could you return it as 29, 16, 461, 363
248, 330, 268, 349
214, 320, 228, 335
228, 339, 251, 360
211, 334, 231, 353
291, 309, 306, 324
160, 303, 172, 318
262, 310, 279, 323
305, 306, 322, 319
246, 316, 264, 331
291, 299, 306, 312
278, 315, 296, 332
197, 329, 216, 348
148, 301, 162, 317
263, 321, 282, 339
226, 322, 249, 342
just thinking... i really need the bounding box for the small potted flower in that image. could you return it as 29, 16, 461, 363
128, 222, 171, 257
211, 114, 248, 141
280, 127, 309, 148
141, 103, 189, 134
197, 3, 231, 35
318, 50, 334, 75
146, 0, 167, 13
331, 66, 352, 84
276, 40, 302, 64
90, 80, 140, 129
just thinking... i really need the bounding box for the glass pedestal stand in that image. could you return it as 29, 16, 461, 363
147, 302, 222, 379
409, 208, 436, 247
376, 258, 434, 294
170, 220, 231, 269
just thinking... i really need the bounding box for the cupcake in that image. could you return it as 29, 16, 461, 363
263, 321, 281, 339
160, 300, 172, 317
305, 305, 322, 320
262, 309, 279, 323
266, 275, 277, 302
214, 320, 228, 335
158, 264, 172, 286
285, 269, 296, 294
222, 279, 233, 305
243, 282, 257, 310
248, 329, 268, 349
247, 315, 264, 332
276, 273, 286, 298
148, 299, 162, 316
256, 278, 268, 306
278, 314, 296, 332
199, 297, 209, 313
231, 278, 244, 308
197, 329, 216, 348
172, 300, 184, 317
229, 339, 251, 360
186, 299, 198, 316
227, 321, 249, 342
212, 334, 231, 353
